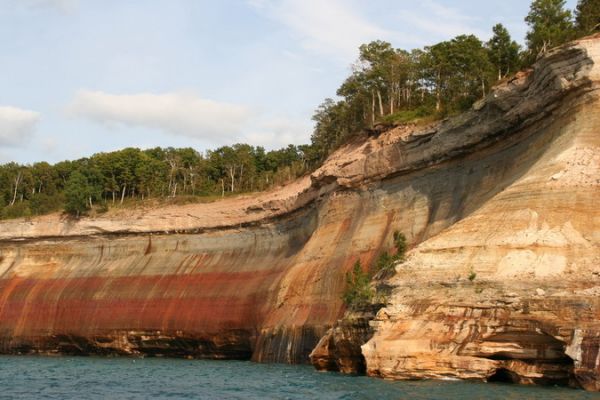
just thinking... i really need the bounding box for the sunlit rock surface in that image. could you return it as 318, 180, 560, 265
0, 35, 599, 389
362, 35, 600, 391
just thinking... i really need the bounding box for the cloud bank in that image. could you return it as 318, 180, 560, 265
0, 106, 40, 147
248, 0, 393, 60
397, 1, 487, 41
67, 90, 253, 142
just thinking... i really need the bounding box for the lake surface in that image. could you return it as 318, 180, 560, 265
0, 356, 597, 399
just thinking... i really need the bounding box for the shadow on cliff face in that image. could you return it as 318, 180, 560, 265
8, 331, 256, 360
282, 206, 319, 258
304, 94, 587, 373
377, 95, 582, 245
488, 368, 519, 384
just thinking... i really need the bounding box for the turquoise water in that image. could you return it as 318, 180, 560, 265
0, 356, 597, 399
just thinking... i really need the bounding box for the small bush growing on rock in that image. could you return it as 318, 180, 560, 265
375, 251, 394, 273
342, 260, 374, 309
393, 231, 407, 262
373, 231, 408, 274
468, 270, 477, 281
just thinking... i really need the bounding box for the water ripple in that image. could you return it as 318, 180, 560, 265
0, 356, 596, 400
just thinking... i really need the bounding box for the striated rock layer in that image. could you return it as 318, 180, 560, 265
363, 35, 600, 390
0, 35, 599, 389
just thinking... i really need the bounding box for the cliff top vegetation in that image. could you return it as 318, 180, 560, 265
0, 0, 596, 220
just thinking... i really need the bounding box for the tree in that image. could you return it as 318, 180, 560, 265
423, 35, 494, 113
136, 155, 168, 199
525, 0, 575, 62
487, 24, 521, 80
311, 98, 355, 160
574, 0, 600, 35
373, 231, 408, 275
64, 171, 91, 217
358, 40, 396, 119
342, 260, 373, 309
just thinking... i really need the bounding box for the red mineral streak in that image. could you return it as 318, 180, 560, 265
0, 34, 599, 391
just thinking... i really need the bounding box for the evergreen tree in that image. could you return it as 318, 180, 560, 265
342, 260, 373, 309
525, 0, 575, 62
575, 0, 600, 34
487, 24, 521, 80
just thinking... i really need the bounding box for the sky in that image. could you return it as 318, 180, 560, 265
0, 0, 578, 164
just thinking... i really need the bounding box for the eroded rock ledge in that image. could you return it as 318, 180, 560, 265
0, 35, 599, 390
344, 35, 600, 390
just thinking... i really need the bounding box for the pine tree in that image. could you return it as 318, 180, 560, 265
487, 24, 521, 80
575, 0, 600, 35
342, 260, 373, 309
525, 0, 575, 62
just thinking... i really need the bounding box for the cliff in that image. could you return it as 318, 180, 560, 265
0, 35, 599, 389
361, 35, 600, 391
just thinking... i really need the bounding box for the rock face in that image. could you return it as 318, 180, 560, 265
309, 306, 380, 374
362, 35, 600, 391
0, 35, 599, 390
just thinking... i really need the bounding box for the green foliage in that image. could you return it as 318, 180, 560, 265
381, 107, 436, 125
30, 193, 63, 215
64, 171, 92, 217
393, 231, 407, 262
342, 260, 374, 309
487, 23, 521, 79
426, 35, 496, 114
309, 3, 588, 158
310, 32, 507, 158
0, 202, 31, 219
575, 0, 600, 34
525, 0, 575, 62
343, 231, 408, 309
373, 231, 408, 275
468, 270, 477, 282
374, 251, 395, 273
5, 8, 583, 221
0, 143, 312, 220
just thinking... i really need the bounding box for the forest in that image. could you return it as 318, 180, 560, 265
0, 0, 598, 219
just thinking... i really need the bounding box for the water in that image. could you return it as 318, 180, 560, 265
0, 356, 597, 400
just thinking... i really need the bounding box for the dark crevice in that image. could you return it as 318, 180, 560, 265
488, 368, 519, 384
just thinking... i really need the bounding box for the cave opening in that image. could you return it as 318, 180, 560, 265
479, 330, 576, 387
488, 368, 519, 384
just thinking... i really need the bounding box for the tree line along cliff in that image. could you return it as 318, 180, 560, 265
0, 0, 597, 220
0, 9, 599, 393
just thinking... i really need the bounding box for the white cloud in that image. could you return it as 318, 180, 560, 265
66, 90, 253, 142
396, 1, 487, 43
245, 116, 311, 148
248, 0, 394, 60
0, 106, 40, 147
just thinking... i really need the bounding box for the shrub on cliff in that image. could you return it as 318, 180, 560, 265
374, 251, 395, 273
393, 231, 407, 261
373, 231, 408, 275
342, 260, 374, 309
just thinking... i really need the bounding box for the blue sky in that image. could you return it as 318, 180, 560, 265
0, 0, 578, 164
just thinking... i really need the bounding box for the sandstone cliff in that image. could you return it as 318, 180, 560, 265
0, 35, 599, 390
361, 35, 600, 391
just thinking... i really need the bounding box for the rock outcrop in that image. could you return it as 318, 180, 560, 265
362, 35, 600, 391
310, 306, 380, 374
0, 35, 599, 390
